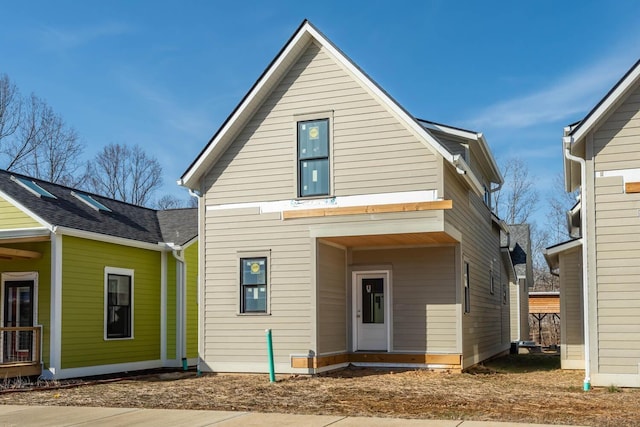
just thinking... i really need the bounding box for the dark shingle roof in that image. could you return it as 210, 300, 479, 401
508, 224, 530, 277
0, 169, 196, 246
157, 209, 198, 246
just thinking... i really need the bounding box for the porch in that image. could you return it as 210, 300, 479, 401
0, 326, 42, 378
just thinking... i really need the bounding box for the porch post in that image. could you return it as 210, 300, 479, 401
46, 232, 63, 378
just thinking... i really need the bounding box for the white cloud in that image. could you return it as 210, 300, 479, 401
467, 52, 638, 130
38, 22, 132, 50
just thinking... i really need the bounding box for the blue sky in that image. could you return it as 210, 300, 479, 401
1, 1, 639, 225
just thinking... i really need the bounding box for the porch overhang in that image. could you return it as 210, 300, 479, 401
321, 231, 458, 248
0, 247, 42, 261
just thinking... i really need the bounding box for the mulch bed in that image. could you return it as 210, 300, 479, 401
0, 355, 637, 427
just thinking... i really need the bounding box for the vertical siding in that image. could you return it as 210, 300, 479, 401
0, 241, 51, 368
559, 247, 584, 364
204, 41, 440, 206
61, 236, 161, 369
0, 197, 41, 229
185, 240, 198, 359
593, 175, 640, 374
443, 164, 505, 367
317, 242, 347, 354
351, 247, 457, 352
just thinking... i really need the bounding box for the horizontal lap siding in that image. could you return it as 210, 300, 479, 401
318, 242, 347, 354
203, 209, 312, 365
204, 41, 439, 206
0, 197, 41, 229
351, 247, 457, 352
61, 236, 161, 369
559, 248, 583, 362
185, 241, 199, 358
444, 165, 505, 366
592, 83, 640, 375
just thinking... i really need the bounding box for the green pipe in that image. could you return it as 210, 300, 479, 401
266, 329, 276, 382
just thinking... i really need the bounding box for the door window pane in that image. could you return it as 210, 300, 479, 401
362, 278, 384, 324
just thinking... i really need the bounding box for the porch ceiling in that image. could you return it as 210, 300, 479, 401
0, 247, 42, 261
320, 231, 458, 248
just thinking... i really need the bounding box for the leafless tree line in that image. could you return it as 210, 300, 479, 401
0, 73, 191, 208
493, 156, 578, 291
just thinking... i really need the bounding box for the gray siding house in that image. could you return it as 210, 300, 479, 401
545, 58, 640, 388
180, 20, 510, 374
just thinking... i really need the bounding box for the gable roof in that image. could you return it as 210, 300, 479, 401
179, 20, 499, 193
564, 59, 640, 190
157, 208, 198, 246
0, 169, 196, 247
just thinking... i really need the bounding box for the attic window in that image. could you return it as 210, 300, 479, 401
11, 176, 57, 199
72, 191, 112, 212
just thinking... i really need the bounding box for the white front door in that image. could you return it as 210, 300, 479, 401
353, 272, 389, 351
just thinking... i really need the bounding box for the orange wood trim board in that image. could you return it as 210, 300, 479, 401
625, 182, 640, 193
283, 200, 453, 220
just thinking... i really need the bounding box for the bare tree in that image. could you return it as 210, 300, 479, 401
0, 74, 22, 145
7, 94, 84, 185
84, 143, 162, 206
1, 77, 85, 185
492, 156, 540, 223
155, 193, 199, 210
548, 172, 579, 242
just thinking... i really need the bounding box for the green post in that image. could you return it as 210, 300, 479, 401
266, 329, 276, 383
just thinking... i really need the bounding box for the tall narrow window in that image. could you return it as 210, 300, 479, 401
240, 257, 267, 313
298, 119, 329, 197
464, 261, 470, 313
105, 268, 133, 339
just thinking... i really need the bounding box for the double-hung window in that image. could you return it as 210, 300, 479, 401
240, 257, 267, 313
298, 119, 329, 197
105, 268, 133, 339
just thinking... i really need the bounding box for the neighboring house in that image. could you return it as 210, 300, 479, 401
505, 224, 532, 342
0, 169, 198, 379
179, 20, 511, 374
545, 58, 640, 388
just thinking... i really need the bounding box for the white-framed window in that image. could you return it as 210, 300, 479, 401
239, 256, 268, 314
104, 267, 133, 340
464, 260, 470, 314
298, 118, 330, 197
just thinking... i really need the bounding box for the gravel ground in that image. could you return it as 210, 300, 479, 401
0, 355, 637, 427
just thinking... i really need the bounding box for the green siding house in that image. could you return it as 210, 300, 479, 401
0, 169, 198, 379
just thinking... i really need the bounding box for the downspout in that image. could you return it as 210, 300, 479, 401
564, 138, 590, 391
169, 245, 187, 370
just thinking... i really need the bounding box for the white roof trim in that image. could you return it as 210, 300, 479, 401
570, 61, 640, 145
53, 226, 168, 252
180, 21, 458, 189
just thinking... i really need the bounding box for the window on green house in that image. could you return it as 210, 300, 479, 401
298, 119, 329, 197
105, 268, 133, 339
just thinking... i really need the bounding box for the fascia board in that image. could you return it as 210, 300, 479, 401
179, 25, 313, 189
53, 226, 167, 252
476, 133, 503, 184
306, 25, 454, 164
570, 61, 640, 145
0, 189, 53, 230
180, 21, 458, 189
452, 155, 484, 196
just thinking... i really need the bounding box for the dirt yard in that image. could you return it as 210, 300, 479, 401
0, 355, 637, 427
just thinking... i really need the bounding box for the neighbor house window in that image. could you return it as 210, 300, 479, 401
298, 119, 329, 197
240, 257, 267, 313
105, 268, 133, 339
464, 261, 470, 313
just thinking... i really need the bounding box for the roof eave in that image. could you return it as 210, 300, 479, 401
180, 20, 462, 190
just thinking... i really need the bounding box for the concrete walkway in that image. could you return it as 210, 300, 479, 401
0, 405, 587, 427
